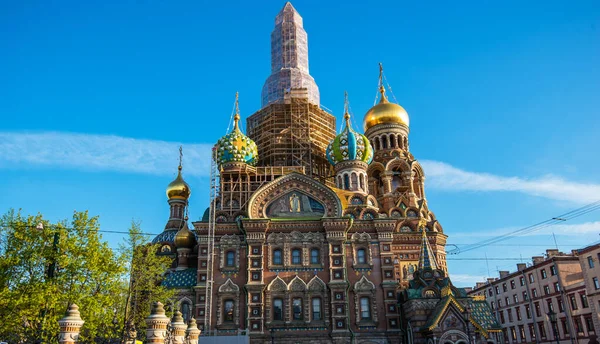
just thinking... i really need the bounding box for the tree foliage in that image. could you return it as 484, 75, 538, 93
0, 209, 127, 343
0, 210, 175, 344
120, 221, 174, 341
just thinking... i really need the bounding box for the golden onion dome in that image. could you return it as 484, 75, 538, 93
363, 87, 409, 132
174, 224, 196, 249
166, 165, 191, 200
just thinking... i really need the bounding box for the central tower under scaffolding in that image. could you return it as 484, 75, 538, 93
248, 3, 336, 185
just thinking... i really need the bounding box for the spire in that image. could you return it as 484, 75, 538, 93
233, 92, 240, 131
343, 91, 350, 127
261, 2, 320, 107
378, 62, 388, 103
178, 145, 183, 171
418, 218, 439, 270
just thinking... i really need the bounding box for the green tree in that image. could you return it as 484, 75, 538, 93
120, 221, 174, 341
0, 209, 127, 343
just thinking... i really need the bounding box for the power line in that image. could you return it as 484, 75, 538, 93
448, 200, 600, 255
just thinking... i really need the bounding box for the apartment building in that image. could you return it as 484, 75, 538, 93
469, 249, 596, 344
578, 243, 600, 336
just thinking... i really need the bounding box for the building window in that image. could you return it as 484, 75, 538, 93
544, 285, 550, 295
538, 322, 546, 338
513, 294, 519, 303
550, 265, 557, 276
292, 298, 303, 320
529, 273, 535, 283
273, 249, 282, 265
273, 298, 283, 321
224, 300, 234, 322
584, 316, 594, 332
510, 280, 516, 289
507, 309, 513, 322
593, 277, 599, 290
519, 325, 526, 342
499, 310, 505, 324
516, 307, 521, 321
525, 304, 531, 319
502, 283, 507, 292
588, 256, 595, 268
529, 324, 536, 340
488, 289, 493, 297
291, 249, 302, 265
226, 251, 235, 267
558, 298, 565, 312
498, 299, 502, 307
356, 248, 367, 264
523, 291, 529, 301
510, 327, 517, 341
547, 299, 554, 312
519, 276, 525, 286
532, 288, 538, 297
580, 294, 589, 308
491, 301, 495, 310
569, 294, 578, 310
575, 317, 583, 334
310, 248, 320, 264
360, 297, 371, 320
535, 302, 541, 317
495, 286, 500, 295
312, 298, 321, 321
505, 297, 510, 306
562, 318, 570, 336
541, 269, 547, 279
554, 282, 560, 293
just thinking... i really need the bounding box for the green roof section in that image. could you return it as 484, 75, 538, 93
162, 268, 197, 288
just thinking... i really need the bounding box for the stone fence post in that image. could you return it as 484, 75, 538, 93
58, 304, 84, 344
185, 318, 201, 344
170, 311, 186, 344
145, 302, 170, 344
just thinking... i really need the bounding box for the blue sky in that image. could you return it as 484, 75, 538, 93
1, 0, 599, 286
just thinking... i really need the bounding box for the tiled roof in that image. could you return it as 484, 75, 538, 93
468, 298, 502, 331
162, 268, 197, 288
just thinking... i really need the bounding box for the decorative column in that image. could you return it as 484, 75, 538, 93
58, 304, 84, 344
170, 310, 187, 344
185, 318, 201, 344
145, 302, 170, 344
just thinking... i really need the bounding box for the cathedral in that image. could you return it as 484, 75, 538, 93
152, 3, 499, 344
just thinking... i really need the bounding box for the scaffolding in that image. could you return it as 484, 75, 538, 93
203, 146, 219, 334
247, 88, 336, 186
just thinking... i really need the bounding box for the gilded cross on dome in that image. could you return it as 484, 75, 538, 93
232, 136, 245, 150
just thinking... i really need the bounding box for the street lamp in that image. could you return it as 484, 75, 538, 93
462, 306, 471, 344
547, 310, 559, 344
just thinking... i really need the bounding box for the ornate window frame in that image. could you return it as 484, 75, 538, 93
354, 275, 378, 326
351, 232, 373, 270
266, 276, 287, 326
219, 235, 240, 273
216, 279, 240, 329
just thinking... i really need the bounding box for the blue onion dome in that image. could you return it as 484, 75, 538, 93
215, 93, 258, 167
327, 111, 373, 166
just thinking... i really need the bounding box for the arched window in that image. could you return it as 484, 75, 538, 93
226, 251, 235, 267
359, 174, 365, 191
360, 297, 371, 320
181, 301, 191, 322
273, 298, 283, 321
292, 249, 302, 265
382, 136, 388, 149
374, 139, 380, 150
312, 298, 322, 321
343, 174, 350, 190
390, 134, 396, 148
310, 248, 320, 264
397, 135, 403, 148
273, 249, 282, 265
292, 298, 303, 320
356, 248, 367, 264
337, 175, 342, 188
224, 299, 234, 322
351, 173, 358, 190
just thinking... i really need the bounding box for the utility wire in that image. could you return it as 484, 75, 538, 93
448, 200, 600, 255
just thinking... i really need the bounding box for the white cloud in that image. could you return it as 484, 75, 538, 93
451, 221, 600, 238
0, 131, 213, 176
421, 160, 600, 204
1, 132, 599, 205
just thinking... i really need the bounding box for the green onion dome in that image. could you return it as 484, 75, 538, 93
327, 112, 373, 166
215, 94, 258, 167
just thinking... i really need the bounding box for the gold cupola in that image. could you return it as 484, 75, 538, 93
363, 64, 409, 132
166, 147, 191, 200
174, 218, 196, 249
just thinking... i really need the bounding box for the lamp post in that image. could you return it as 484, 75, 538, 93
462, 306, 471, 344
270, 328, 274, 344
547, 310, 559, 344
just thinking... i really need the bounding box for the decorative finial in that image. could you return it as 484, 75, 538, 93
233, 92, 240, 131
378, 62, 387, 102
178, 146, 183, 171
418, 217, 428, 232
343, 91, 350, 124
